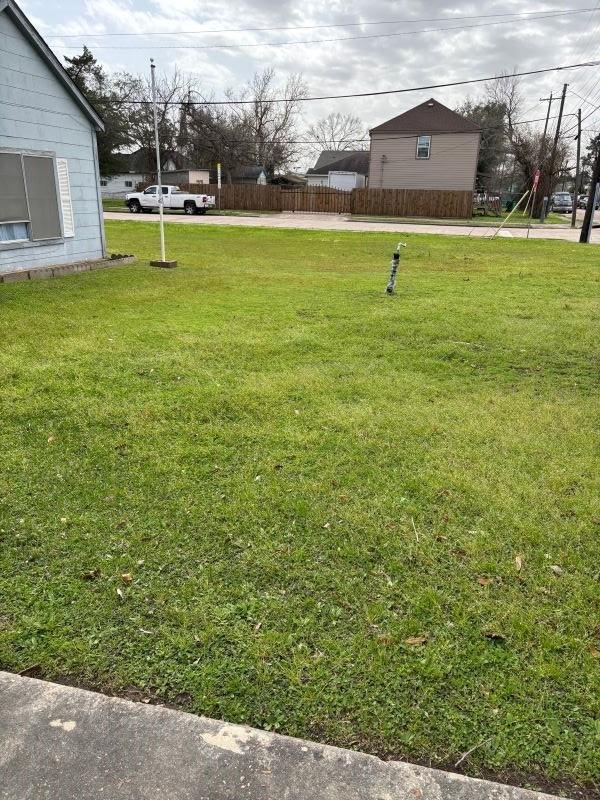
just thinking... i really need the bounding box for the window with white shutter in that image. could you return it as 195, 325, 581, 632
56, 158, 75, 237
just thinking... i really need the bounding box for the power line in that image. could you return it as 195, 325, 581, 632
569, 89, 600, 109
51, 9, 596, 50
0, 93, 573, 140
45, 7, 594, 39
102, 60, 600, 106
144, 115, 583, 147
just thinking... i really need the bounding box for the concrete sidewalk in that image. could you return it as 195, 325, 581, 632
104, 210, 595, 243
0, 671, 564, 800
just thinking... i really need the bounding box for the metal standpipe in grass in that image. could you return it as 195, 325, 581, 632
385, 242, 407, 294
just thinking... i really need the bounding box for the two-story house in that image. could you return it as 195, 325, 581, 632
369, 98, 480, 191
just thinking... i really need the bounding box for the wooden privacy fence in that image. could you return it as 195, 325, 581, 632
185, 184, 473, 219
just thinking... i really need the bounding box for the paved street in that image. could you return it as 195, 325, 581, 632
104, 210, 597, 243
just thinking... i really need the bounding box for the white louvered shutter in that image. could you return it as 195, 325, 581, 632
56, 158, 75, 237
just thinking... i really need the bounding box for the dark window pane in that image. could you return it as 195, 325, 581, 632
23, 155, 61, 240
0, 153, 29, 223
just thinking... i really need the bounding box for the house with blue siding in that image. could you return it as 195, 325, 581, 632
0, 0, 105, 275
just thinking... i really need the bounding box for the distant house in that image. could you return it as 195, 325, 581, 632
100, 151, 148, 197
0, 0, 105, 275
369, 99, 480, 191
100, 150, 209, 196
209, 165, 268, 185
270, 172, 307, 187
306, 151, 369, 189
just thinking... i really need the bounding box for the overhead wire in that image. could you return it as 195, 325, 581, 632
97, 60, 600, 106
45, 9, 596, 50
44, 8, 595, 38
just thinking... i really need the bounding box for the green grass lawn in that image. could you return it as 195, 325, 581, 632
1, 222, 599, 796
102, 197, 126, 211
351, 211, 570, 227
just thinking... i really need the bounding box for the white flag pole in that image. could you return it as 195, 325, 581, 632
150, 58, 166, 263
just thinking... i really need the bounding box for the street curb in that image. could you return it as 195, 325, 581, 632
0, 672, 566, 800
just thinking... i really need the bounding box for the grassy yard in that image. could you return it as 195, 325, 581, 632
1, 222, 599, 796
102, 197, 126, 211
351, 211, 570, 227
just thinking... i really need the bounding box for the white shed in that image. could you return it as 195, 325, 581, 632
0, 0, 105, 275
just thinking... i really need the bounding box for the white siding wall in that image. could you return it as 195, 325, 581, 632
101, 173, 144, 197
0, 11, 105, 272
306, 175, 328, 187
369, 132, 479, 190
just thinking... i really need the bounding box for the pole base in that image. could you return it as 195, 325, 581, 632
150, 260, 178, 268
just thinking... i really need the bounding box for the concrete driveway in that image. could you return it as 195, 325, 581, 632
104, 211, 597, 243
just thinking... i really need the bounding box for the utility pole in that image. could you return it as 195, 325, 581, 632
538, 92, 554, 163
579, 148, 600, 243
571, 108, 581, 229
546, 83, 568, 199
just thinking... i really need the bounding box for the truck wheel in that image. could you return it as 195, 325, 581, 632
184, 201, 196, 215
129, 200, 141, 213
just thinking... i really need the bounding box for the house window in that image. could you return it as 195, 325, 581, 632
416, 135, 431, 159
100, 179, 108, 186
124, 180, 133, 188
0, 151, 70, 244
0, 222, 28, 242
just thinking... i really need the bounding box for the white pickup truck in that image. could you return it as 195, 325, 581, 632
125, 185, 216, 215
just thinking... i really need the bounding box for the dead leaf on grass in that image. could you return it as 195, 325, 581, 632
47, 435, 55, 444
116, 588, 125, 601
477, 576, 493, 586
590, 647, 600, 659
81, 568, 101, 581
377, 634, 394, 645
550, 565, 564, 576
483, 631, 506, 643
120, 573, 133, 584
515, 555, 523, 572
404, 635, 428, 646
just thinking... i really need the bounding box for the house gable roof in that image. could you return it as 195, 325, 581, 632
307, 151, 369, 176
311, 149, 366, 171
0, 0, 104, 131
370, 98, 480, 135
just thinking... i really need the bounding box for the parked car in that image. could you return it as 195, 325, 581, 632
125, 185, 216, 215
550, 192, 573, 213
577, 194, 599, 210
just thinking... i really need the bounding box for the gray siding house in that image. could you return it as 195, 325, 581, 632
0, 0, 105, 275
369, 99, 480, 191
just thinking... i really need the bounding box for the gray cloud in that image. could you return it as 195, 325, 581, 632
24, 0, 600, 155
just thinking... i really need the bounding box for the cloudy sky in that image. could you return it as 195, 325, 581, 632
21, 0, 600, 161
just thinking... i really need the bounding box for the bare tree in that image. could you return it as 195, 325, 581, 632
179, 93, 254, 182
125, 68, 190, 173
486, 73, 523, 139
228, 68, 308, 175
455, 98, 507, 190
510, 126, 569, 194
306, 113, 367, 157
